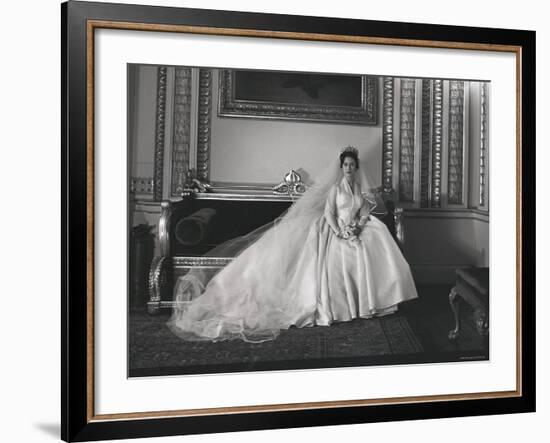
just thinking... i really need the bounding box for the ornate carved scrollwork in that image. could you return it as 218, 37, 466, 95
447, 81, 465, 205
172, 257, 233, 268
196, 69, 213, 182
431, 79, 443, 208
158, 201, 172, 257
448, 286, 461, 340
272, 170, 307, 195
420, 79, 432, 207
479, 82, 488, 207
398, 79, 416, 202
148, 256, 168, 315
473, 307, 489, 336
394, 207, 405, 246
153, 66, 167, 202
189, 178, 212, 193
382, 77, 394, 194
171, 67, 192, 196
447, 286, 488, 339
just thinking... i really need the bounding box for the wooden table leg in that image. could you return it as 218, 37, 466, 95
448, 286, 461, 340
473, 307, 489, 337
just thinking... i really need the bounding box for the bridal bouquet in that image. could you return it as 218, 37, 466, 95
338, 214, 371, 243
339, 219, 364, 243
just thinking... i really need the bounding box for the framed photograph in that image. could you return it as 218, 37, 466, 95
62, 1, 535, 441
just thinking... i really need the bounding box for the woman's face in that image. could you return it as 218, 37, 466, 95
341, 156, 357, 179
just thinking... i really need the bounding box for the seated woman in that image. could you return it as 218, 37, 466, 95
167, 146, 418, 343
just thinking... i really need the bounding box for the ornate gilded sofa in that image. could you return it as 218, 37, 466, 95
147, 179, 404, 314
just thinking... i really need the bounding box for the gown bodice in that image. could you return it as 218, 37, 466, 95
326, 178, 368, 227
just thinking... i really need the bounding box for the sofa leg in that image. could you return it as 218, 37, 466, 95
448, 287, 461, 340
148, 256, 167, 315
473, 307, 489, 337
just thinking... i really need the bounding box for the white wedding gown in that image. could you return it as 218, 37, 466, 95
168, 176, 418, 343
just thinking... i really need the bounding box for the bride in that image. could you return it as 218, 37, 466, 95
168, 146, 418, 343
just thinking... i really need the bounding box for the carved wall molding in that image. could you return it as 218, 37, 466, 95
170, 67, 193, 196
431, 79, 443, 208
196, 68, 213, 182
447, 81, 465, 205
420, 79, 432, 208
479, 82, 488, 207
153, 66, 167, 201
398, 78, 416, 202
382, 77, 394, 194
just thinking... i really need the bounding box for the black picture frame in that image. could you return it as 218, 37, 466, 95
62, 1, 535, 441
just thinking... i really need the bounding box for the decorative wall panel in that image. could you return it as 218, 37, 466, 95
382, 77, 394, 194
196, 69, 213, 182
479, 82, 488, 207
398, 79, 416, 202
431, 79, 443, 208
447, 81, 465, 205
170, 67, 192, 196
153, 66, 167, 201
420, 79, 432, 207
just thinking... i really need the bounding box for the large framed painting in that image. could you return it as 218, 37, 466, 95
62, 1, 535, 441
218, 69, 378, 124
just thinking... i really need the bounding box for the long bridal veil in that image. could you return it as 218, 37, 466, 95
167, 156, 379, 343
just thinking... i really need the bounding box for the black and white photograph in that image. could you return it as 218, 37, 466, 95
2, 0, 543, 441
128, 64, 490, 377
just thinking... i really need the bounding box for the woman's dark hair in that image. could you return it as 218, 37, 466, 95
339, 150, 359, 168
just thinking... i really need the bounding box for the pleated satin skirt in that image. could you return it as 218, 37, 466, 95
314, 216, 418, 325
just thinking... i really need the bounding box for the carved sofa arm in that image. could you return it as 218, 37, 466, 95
371, 188, 405, 248
147, 201, 173, 314
158, 200, 172, 257
394, 207, 405, 246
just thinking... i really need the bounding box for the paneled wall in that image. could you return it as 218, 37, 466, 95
128, 66, 490, 284
385, 77, 489, 211
383, 77, 489, 282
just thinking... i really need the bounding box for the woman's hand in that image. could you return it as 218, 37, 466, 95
337, 228, 349, 239
334, 227, 349, 239
346, 222, 362, 237
358, 215, 370, 229
336, 222, 362, 243
334, 222, 362, 240
350, 225, 362, 236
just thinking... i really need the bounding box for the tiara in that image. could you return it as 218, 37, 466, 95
340, 145, 359, 156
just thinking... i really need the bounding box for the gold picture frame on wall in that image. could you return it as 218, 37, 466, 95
218, 69, 378, 124
62, 1, 535, 441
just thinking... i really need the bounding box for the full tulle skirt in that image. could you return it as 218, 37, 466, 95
167, 216, 418, 343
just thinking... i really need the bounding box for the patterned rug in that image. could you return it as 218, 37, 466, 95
129, 310, 423, 375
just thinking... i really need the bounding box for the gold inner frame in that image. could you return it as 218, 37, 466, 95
86, 19, 523, 423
